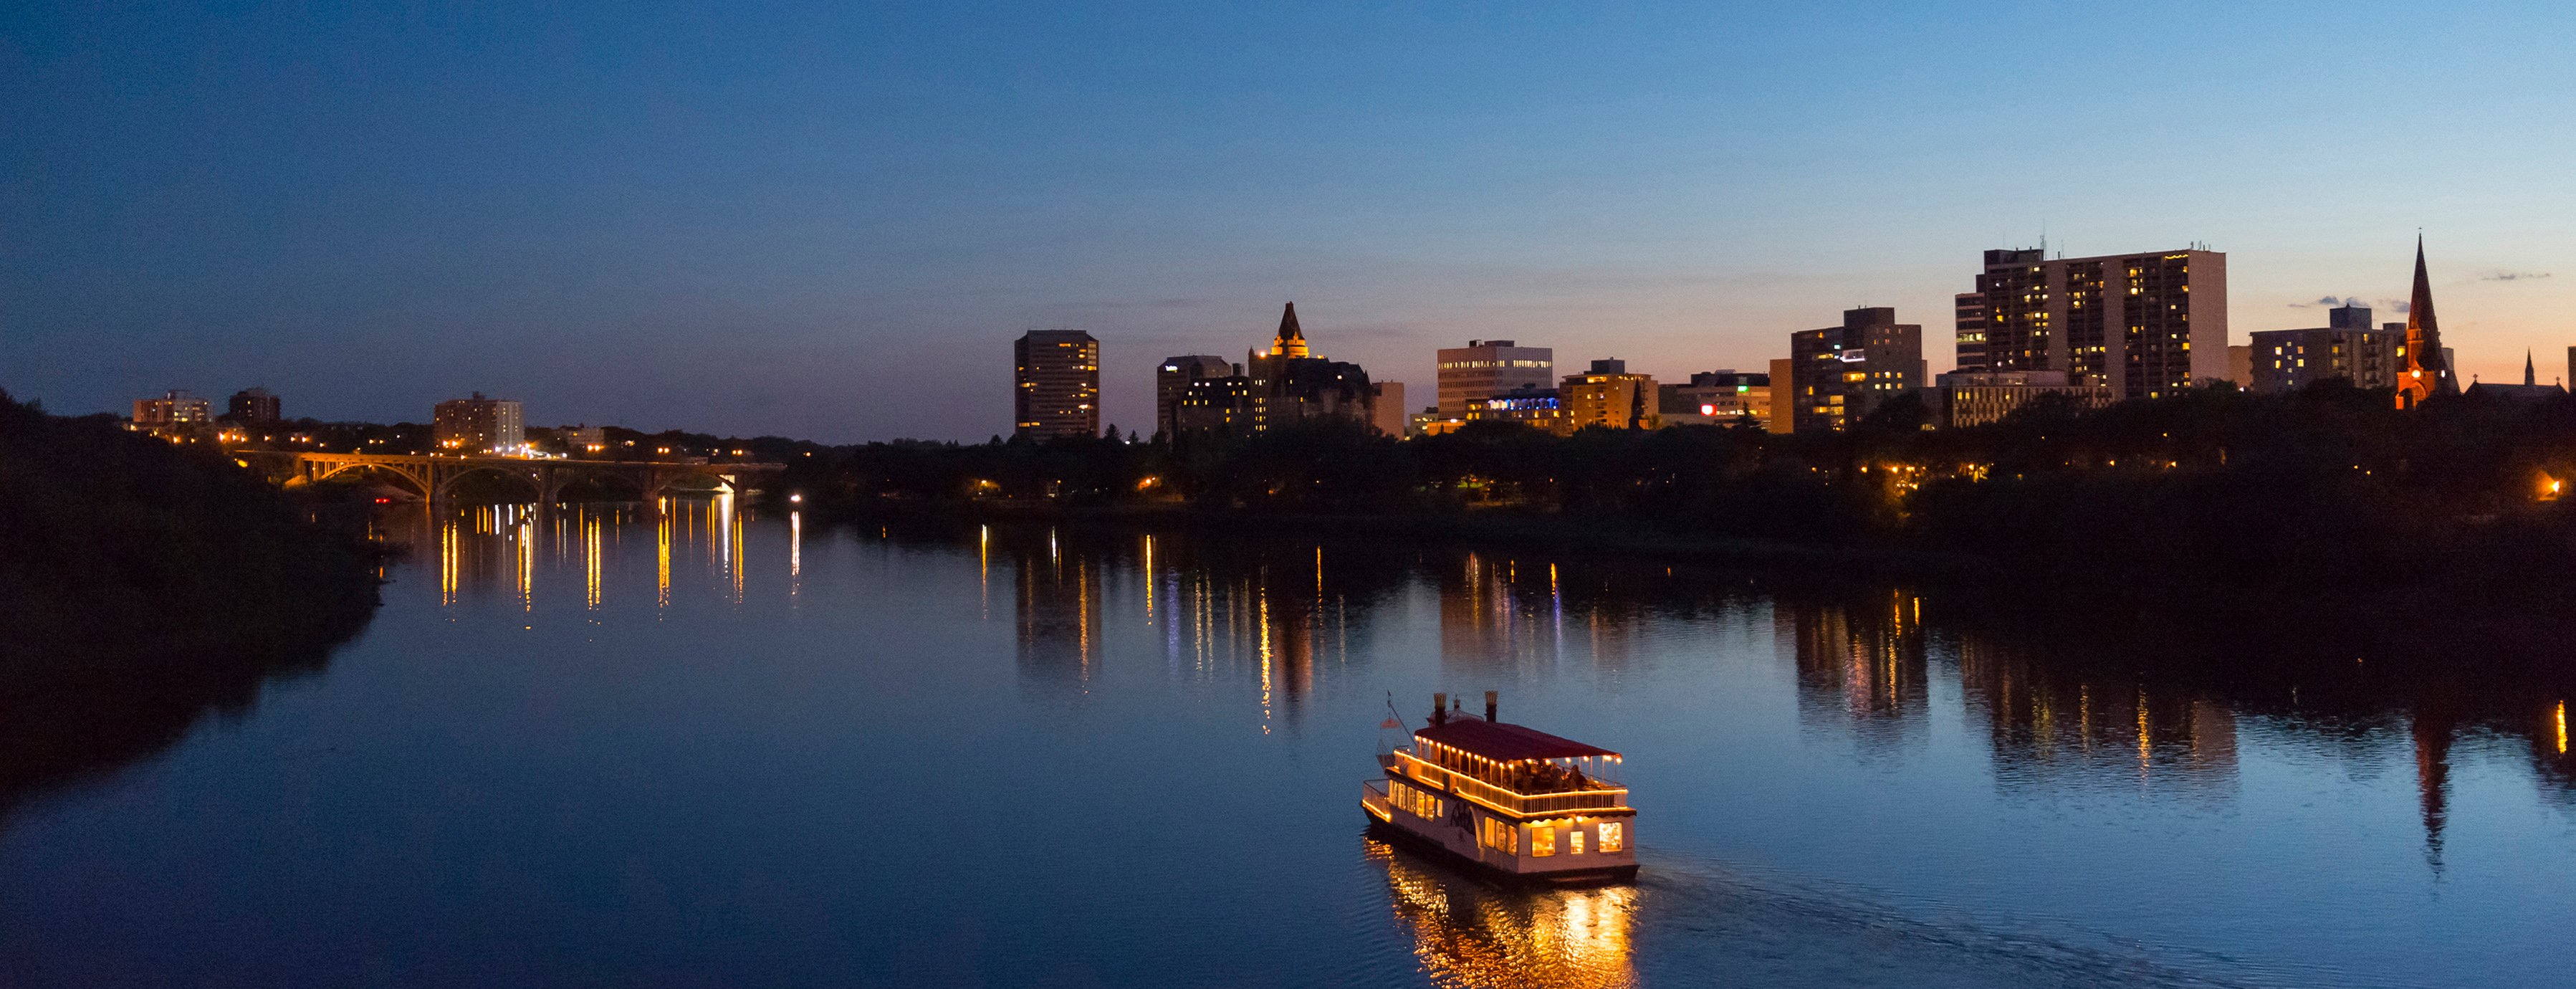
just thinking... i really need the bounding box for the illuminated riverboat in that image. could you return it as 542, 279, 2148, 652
1361, 692, 1636, 884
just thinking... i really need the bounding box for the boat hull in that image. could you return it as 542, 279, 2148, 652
1363, 809, 1638, 887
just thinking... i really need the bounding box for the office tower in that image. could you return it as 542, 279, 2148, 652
2246, 303, 2400, 394
1561, 359, 1660, 431
1954, 293, 1988, 370
433, 392, 527, 454
1788, 308, 1925, 434
1960, 246, 2228, 400
226, 387, 282, 424
132, 390, 212, 426
2395, 238, 2458, 408
1014, 329, 1101, 439
1435, 340, 1555, 416
1462, 387, 1572, 434
1156, 355, 1234, 438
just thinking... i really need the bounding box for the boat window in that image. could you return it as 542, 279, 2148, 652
1598, 821, 1624, 854
1571, 829, 1586, 855
1531, 826, 1556, 857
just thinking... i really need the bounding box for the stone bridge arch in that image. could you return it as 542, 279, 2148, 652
310, 459, 434, 499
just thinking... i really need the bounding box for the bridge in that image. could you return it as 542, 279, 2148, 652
243, 451, 787, 504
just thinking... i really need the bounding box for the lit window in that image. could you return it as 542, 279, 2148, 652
1531, 826, 1556, 856
1598, 822, 1623, 853
1571, 830, 1586, 855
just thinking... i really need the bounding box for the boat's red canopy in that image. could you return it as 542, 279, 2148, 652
1414, 718, 1617, 761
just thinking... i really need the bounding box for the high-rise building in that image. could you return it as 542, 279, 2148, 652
1953, 293, 1988, 371
2395, 238, 2458, 409
1014, 329, 1101, 439
1663, 370, 1771, 429
1789, 308, 1925, 434
226, 387, 281, 424
1958, 247, 2228, 400
133, 390, 212, 426
433, 392, 527, 454
1155, 355, 1234, 439
1435, 340, 1554, 416
2246, 304, 2401, 394
1561, 359, 1660, 431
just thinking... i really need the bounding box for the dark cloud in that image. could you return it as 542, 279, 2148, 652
2289, 295, 2365, 308
2481, 271, 2552, 281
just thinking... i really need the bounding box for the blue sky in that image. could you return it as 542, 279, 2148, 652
5, 1, 2572, 441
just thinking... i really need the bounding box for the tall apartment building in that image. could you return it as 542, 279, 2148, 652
1435, 340, 1554, 416
1155, 355, 1234, 439
133, 390, 212, 426
1953, 293, 1987, 371
1788, 307, 1925, 434
433, 393, 526, 454
2246, 304, 2400, 393
1014, 329, 1101, 439
226, 387, 282, 424
1561, 359, 1660, 431
1957, 247, 2228, 400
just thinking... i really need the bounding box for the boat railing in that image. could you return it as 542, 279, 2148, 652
1392, 750, 1627, 816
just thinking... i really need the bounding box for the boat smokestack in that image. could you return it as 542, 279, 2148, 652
1432, 692, 1447, 726
1485, 691, 1498, 722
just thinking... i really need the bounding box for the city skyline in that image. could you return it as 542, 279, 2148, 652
5, 2, 2572, 442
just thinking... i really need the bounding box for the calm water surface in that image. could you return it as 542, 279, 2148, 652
4, 502, 2572, 987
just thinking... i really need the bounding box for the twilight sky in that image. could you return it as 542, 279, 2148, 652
5, 1, 2572, 442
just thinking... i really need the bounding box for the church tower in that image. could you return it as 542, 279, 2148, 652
2396, 236, 2457, 408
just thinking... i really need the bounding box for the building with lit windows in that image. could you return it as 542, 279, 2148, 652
1935, 370, 2114, 428
133, 390, 213, 426
1171, 304, 1384, 436
1014, 329, 1101, 439
1955, 246, 2228, 400
1662, 370, 1771, 429
1954, 292, 1987, 371
1155, 354, 1233, 439
433, 393, 527, 454
2246, 304, 2400, 394
1561, 360, 1659, 431
1788, 308, 1925, 434
225, 387, 281, 424
1463, 387, 1572, 434
1436, 340, 1555, 416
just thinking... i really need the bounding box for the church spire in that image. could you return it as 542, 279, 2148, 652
2397, 235, 2456, 408
2527, 350, 2537, 387
1270, 302, 1310, 358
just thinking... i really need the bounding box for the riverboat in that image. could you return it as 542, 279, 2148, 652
1361, 692, 1637, 884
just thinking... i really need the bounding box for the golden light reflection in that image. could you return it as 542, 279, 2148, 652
979, 524, 991, 618
2557, 702, 2567, 755
788, 510, 802, 596
583, 512, 603, 610
656, 501, 672, 610
1367, 838, 1635, 988
439, 513, 459, 606
517, 507, 534, 612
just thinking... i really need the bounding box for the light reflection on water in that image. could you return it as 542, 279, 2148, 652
4, 507, 2573, 987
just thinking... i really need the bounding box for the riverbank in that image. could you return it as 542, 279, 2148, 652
0, 393, 382, 812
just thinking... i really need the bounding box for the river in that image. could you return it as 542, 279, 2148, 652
2, 500, 2569, 987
